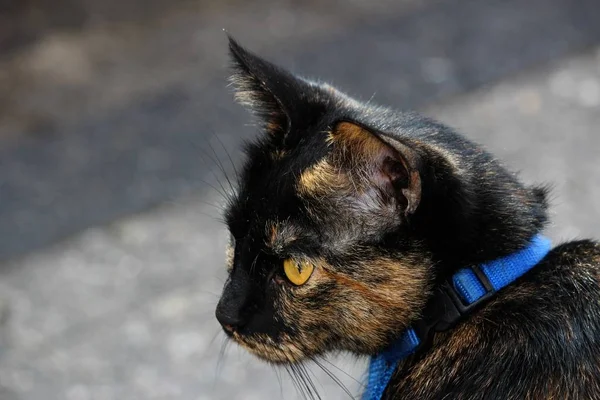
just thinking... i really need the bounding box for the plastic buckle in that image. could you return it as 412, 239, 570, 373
413, 265, 495, 345
444, 264, 495, 316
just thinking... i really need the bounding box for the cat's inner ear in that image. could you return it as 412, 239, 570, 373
228, 36, 312, 137
331, 121, 422, 215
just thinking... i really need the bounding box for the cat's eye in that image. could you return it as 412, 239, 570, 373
283, 259, 314, 286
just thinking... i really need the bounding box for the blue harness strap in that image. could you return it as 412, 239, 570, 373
365, 328, 420, 399
362, 234, 552, 400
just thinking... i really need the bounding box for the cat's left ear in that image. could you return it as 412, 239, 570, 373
228, 36, 321, 136
331, 121, 422, 215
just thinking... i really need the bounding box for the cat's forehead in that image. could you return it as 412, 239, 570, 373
227, 136, 326, 233
265, 219, 306, 252
228, 123, 388, 252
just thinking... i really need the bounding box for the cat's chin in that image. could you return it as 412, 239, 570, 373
231, 331, 312, 364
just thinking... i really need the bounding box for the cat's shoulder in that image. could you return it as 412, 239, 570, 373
541, 239, 600, 277
547, 239, 600, 262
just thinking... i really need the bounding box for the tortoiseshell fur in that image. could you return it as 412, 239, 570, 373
215, 38, 600, 399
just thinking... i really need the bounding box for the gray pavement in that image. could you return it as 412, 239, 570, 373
1, 41, 599, 399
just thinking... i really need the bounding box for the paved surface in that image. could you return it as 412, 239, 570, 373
0, 1, 600, 399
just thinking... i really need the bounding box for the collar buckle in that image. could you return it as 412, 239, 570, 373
445, 264, 495, 316
414, 265, 495, 345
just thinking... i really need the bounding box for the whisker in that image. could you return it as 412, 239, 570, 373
188, 138, 233, 202
215, 336, 230, 377
215, 133, 240, 180
165, 197, 225, 215
207, 140, 236, 196
300, 362, 323, 400
200, 152, 233, 201
273, 365, 284, 399
295, 364, 316, 400
366, 91, 377, 105
306, 364, 324, 392
209, 137, 237, 193
288, 364, 309, 400
197, 176, 230, 203
213, 336, 231, 391
310, 357, 356, 399
291, 363, 321, 400
196, 198, 227, 212
320, 357, 364, 387
198, 290, 221, 298
205, 329, 223, 355
196, 211, 225, 224
285, 365, 304, 399
250, 253, 260, 275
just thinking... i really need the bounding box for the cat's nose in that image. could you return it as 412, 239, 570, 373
215, 300, 246, 333
216, 268, 251, 333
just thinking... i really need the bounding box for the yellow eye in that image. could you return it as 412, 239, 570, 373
283, 259, 314, 286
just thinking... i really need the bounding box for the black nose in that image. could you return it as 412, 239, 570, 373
215, 300, 246, 333
216, 268, 252, 333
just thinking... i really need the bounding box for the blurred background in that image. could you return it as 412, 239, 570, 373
0, 0, 599, 398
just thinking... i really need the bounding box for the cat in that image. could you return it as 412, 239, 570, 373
215, 36, 600, 399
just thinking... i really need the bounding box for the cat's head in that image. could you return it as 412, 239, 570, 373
215, 37, 547, 364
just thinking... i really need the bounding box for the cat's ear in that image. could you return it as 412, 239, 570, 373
331, 121, 422, 215
228, 36, 317, 136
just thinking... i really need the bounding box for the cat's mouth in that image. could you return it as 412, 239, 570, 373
231, 331, 307, 364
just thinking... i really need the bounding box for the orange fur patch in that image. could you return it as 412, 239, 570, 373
266, 121, 281, 134
330, 121, 389, 160
297, 158, 348, 197
271, 149, 287, 160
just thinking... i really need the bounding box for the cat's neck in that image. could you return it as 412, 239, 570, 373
407, 137, 548, 278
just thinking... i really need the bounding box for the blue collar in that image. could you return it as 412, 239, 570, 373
363, 234, 552, 400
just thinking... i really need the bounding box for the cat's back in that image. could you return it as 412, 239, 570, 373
533, 239, 600, 305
